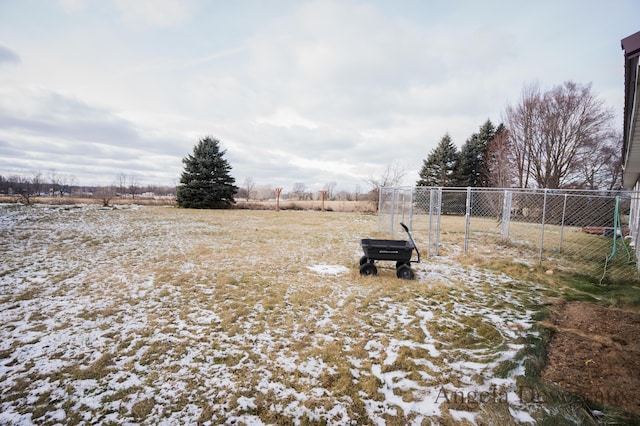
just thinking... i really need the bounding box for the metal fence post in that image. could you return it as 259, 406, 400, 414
399, 189, 404, 230
377, 187, 383, 232
401, 188, 409, 226
428, 188, 442, 257
539, 188, 548, 263
559, 193, 568, 252
408, 187, 414, 230
435, 188, 442, 256
501, 190, 512, 240
390, 188, 397, 234
464, 187, 471, 255
428, 188, 434, 257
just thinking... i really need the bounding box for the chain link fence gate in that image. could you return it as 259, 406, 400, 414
378, 187, 640, 284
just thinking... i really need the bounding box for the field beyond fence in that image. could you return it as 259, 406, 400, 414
0, 195, 376, 213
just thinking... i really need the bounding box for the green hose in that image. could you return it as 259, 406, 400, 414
600, 196, 634, 284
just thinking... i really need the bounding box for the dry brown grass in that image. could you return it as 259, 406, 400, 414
0, 194, 177, 206
234, 198, 376, 212
1, 204, 622, 424
0, 195, 376, 212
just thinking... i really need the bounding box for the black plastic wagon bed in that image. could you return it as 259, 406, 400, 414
359, 223, 420, 279
360, 239, 414, 261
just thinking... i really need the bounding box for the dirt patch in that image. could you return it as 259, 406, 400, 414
542, 301, 640, 416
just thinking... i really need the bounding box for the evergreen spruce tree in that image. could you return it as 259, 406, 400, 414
457, 136, 480, 187
416, 133, 460, 187
176, 137, 238, 209
457, 119, 496, 187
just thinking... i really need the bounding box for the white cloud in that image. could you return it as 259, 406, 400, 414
113, 0, 195, 27
0, 0, 638, 190
58, 0, 87, 13
255, 108, 319, 130
0, 44, 20, 66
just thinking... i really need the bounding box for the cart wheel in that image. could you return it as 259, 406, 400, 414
396, 265, 414, 280
396, 261, 409, 269
360, 263, 377, 276
360, 256, 371, 266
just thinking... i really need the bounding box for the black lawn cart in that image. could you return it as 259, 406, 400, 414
359, 222, 420, 279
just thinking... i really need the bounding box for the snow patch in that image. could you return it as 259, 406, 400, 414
307, 264, 349, 275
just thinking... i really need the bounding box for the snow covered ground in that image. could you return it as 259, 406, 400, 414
1, 204, 552, 424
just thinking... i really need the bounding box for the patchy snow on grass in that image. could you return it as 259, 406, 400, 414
307, 263, 350, 275
0, 205, 557, 424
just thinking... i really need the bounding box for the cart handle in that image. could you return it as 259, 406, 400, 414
400, 222, 420, 263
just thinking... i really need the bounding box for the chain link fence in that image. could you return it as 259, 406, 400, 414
378, 187, 640, 284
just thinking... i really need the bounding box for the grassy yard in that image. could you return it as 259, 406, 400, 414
0, 204, 635, 424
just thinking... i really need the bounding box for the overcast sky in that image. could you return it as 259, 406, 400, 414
1, 0, 638, 192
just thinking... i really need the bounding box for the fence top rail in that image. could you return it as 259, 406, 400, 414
382, 186, 638, 198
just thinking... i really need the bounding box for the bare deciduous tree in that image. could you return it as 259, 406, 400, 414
292, 182, 308, 200
117, 173, 127, 198
503, 83, 540, 188
323, 181, 337, 200
17, 172, 41, 205
254, 185, 275, 201
244, 177, 256, 201
128, 175, 139, 199
5, 171, 43, 204
366, 162, 406, 209
601, 135, 624, 191
484, 125, 513, 188
573, 131, 622, 190
48, 169, 75, 197
32, 171, 44, 196
95, 185, 117, 207
504, 81, 614, 189
367, 162, 406, 190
